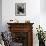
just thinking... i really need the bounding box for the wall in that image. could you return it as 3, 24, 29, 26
0, 0, 2, 32
2, 0, 40, 30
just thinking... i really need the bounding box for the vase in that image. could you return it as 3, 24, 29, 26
39, 40, 45, 46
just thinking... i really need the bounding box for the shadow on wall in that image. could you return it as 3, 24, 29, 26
40, 0, 46, 14
0, 0, 2, 32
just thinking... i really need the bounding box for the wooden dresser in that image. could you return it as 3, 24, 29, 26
7, 23, 34, 46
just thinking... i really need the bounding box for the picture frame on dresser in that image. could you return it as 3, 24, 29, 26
15, 3, 26, 16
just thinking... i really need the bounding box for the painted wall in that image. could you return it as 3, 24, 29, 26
2, 0, 46, 46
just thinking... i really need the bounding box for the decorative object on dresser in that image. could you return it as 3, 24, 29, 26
15, 3, 26, 16
8, 19, 19, 23
7, 22, 34, 46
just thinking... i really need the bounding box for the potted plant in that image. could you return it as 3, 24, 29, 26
36, 25, 45, 46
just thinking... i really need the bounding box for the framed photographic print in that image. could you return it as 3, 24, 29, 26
15, 3, 26, 16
